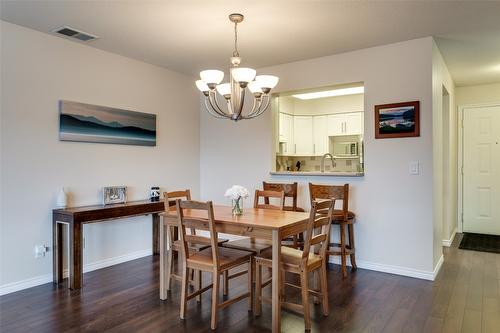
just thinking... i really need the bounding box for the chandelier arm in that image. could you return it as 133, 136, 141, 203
242, 96, 262, 119
204, 97, 226, 119
234, 89, 246, 120
245, 95, 271, 119
208, 91, 230, 118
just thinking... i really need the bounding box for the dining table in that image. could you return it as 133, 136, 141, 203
159, 204, 310, 333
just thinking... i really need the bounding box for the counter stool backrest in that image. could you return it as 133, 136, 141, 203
308, 183, 350, 222
263, 181, 299, 211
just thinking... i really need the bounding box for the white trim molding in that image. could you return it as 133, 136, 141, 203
433, 254, 444, 280
0, 248, 152, 296
329, 256, 440, 281
442, 227, 457, 247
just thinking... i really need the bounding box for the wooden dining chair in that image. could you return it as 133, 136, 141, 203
263, 181, 305, 248
176, 199, 253, 330
254, 199, 335, 331
309, 183, 357, 278
221, 189, 285, 293
161, 190, 227, 300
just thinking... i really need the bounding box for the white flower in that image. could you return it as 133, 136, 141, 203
224, 185, 249, 200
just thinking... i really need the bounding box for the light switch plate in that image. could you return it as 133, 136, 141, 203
409, 161, 420, 175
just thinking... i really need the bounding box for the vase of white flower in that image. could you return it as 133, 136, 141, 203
225, 185, 249, 216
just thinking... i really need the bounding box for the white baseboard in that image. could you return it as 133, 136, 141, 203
0, 248, 152, 296
442, 228, 457, 247
433, 254, 444, 280
328, 256, 438, 281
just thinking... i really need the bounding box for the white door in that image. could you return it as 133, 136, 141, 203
463, 105, 500, 234
313, 115, 328, 155
293, 116, 313, 155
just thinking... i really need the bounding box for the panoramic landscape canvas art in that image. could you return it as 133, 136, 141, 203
374, 101, 420, 139
59, 101, 156, 146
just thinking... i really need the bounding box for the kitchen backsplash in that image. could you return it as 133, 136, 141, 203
276, 155, 362, 172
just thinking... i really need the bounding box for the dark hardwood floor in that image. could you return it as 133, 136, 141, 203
1, 234, 499, 332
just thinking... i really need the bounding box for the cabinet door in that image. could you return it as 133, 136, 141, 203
279, 113, 286, 141
327, 114, 344, 136
313, 115, 328, 155
344, 112, 363, 135
293, 116, 313, 155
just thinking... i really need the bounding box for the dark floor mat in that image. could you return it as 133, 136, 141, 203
459, 232, 500, 254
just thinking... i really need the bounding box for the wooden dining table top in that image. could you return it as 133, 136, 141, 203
160, 204, 310, 230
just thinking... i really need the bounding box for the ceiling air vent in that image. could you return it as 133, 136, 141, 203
52, 26, 98, 42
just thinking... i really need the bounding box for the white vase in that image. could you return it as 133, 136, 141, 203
56, 188, 68, 208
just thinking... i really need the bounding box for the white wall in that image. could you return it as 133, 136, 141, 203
200, 37, 439, 279
455, 82, 500, 106
431, 42, 456, 258
0, 21, 200, 292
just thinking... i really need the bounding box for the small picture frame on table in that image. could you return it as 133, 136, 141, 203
103, 186, 127, 205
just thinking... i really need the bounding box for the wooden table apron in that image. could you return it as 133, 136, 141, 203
52, 200, 165, 290
159, 205, 310, 333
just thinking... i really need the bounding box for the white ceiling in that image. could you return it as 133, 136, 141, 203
1, 0, 500, 86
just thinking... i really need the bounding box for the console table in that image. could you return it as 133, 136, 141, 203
53, 200, 165, 289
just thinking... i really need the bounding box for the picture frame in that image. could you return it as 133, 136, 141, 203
103, 186, 127, 205
374, 101, 420, 139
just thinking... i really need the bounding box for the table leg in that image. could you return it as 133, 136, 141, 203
52, 217, 63, 283
69, 221, 83, 289
272, 229, 282, 333
152, 213, 160, 255
159, 215, 167, 300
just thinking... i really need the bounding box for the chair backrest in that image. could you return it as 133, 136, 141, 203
175, 199, 220, 267
163, 189, 191, 211
301, 199, 335, 266
253, 190, 285, 210
308, 183, 349, 221
262, 181, 298, 211
164, 189, 193, 233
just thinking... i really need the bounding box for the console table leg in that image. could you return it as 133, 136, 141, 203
69, 221, 83, 289
152, 213, 160, 255
52, 218, 63, 283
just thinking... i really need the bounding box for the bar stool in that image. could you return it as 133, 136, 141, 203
308, 183, 357, 278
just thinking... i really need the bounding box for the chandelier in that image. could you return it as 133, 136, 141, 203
195, 13, 279, 121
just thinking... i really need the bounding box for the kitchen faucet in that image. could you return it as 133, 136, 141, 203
321, 153, 336, 172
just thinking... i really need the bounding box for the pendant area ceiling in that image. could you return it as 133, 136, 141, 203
1, 0, 500, 86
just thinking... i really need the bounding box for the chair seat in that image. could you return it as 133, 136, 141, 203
283, 206, 305, 212
188, 247, 252, 270
255, 246, 322, 269
172, 238, 228, 252
222, 238, 272, 255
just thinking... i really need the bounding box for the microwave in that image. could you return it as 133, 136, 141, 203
332, 142, 358, 157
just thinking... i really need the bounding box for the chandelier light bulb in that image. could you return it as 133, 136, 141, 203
200, 70, 224, 86
231, 67, 257, 84
195, 80, 209, 92
216, 83, 231, 97
255, 75, 279, 89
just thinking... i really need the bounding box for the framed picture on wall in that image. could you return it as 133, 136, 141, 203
374, 101, 420, 139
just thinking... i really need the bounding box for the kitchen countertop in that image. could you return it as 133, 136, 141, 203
270, 171, 364, 177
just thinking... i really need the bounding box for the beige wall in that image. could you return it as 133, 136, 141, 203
0, 21, 200, 291
200, 37, 438, 279
456, 82, 500, 106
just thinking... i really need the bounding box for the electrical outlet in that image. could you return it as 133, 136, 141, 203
34, 245, 48, 258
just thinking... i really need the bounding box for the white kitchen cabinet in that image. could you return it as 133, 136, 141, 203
313, 115, 328, 155
327, 112, 363, 136
279, 113, 294, 153
327, 114, 344, 136
293, 116, 313, 155
344, 112, 363, 135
